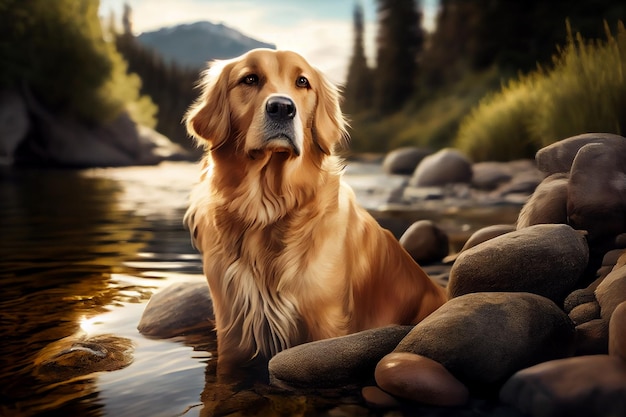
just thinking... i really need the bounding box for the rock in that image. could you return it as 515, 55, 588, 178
394, 292, 576, 390
382, 147, 431, 175
500, 355, 626, 417
568, 301, 600, 325
0, 89, 29, 164
448, 224, 589, 304
399, 220, 449, 264
34, 333, 134, 382
563, 276, 603, 313
609, 301, 626, 361
595, 265, 626, 321
574, 318, 609, 355
494, 169, 544, 197
536, 132, 626, 175
268, 326, 413, 389
471, 161, 513, 190
602, 249, 626, 268
361, 386, 401, 408
409, 148, 473, 187
516, 173, 569, 229
19, 88, 188, 167
615, 233, 626, 248
458, 224, 516, 253
375, 352, 469, 407
138, 281, 214, 338
567, 143, 626, 242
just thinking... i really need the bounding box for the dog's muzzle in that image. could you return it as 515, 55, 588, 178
262, 94, 301, 156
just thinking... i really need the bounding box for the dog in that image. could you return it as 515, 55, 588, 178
184, 49, 447, 369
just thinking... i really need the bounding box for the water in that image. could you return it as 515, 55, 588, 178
0, 161, 521, 417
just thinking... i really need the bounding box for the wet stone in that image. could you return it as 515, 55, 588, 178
500, 355, 626, 417
268, 325, 413, 389
34, 333, 134, 382
138, 280, 214, 338
394, 292, 576, 391
399, 219, 449, 264
375, 352, 469, 407
448, 224, 589, 305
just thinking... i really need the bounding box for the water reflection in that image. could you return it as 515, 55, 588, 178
0, 164, 204, 416
0, 162, 521, 417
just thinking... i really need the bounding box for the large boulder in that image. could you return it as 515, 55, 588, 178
268, 325, 413, 389
409, 148, 473, 187
567, 143, 626, 242
393, 292, 575, 390
535, 132, 626, 175
382, 147, 431, 175
448, 224, 589, 305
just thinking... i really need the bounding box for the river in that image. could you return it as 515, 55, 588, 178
0, 161, 521, 417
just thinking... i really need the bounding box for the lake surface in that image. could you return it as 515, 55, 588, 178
0, 161, 521, 417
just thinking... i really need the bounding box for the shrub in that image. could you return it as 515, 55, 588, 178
454, 21, 626, 161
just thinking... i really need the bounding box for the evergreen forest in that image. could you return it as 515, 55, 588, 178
2, 0, 626, 161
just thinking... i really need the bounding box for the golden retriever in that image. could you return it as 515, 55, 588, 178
184, 49, 447, 370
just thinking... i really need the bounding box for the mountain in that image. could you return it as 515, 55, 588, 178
137, 21, 276, 69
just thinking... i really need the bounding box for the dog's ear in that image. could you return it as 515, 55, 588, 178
185, 60, 232, 150
312, 70, 349, 155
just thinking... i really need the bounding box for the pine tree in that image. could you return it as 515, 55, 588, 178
344, 2, 373, 115
374, 0, 424, 115
114, 31, 199, 148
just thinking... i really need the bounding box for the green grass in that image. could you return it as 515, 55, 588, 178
454, 21, 626, 161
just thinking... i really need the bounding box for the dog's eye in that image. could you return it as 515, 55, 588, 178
296, 76, 310, 88
241, 74, 259, 86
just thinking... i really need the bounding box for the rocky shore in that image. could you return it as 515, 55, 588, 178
57, 132, 626, 416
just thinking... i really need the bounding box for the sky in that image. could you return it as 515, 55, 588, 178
99, 0, 438, 84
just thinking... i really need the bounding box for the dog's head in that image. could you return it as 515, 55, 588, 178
185, 49, 347, 162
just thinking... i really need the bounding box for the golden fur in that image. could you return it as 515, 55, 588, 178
184, 49, 447, 368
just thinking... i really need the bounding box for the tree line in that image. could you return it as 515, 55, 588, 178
344, 0, 626, 152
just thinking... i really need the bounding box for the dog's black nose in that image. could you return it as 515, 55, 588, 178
266, 96, 296, 120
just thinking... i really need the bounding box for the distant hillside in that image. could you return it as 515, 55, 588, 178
137, 21, 276, 69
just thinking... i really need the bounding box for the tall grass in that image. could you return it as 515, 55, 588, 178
348, 67, 502, 153
455, 21, 626, 161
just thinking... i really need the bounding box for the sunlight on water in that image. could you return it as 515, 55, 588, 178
0, 162, 213, 417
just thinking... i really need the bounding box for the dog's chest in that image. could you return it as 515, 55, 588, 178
212, 230, 307, 357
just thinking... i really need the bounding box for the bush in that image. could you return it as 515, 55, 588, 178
454, 76, 541, 161
0, 0, 156, 126
454, 21, 626, 161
